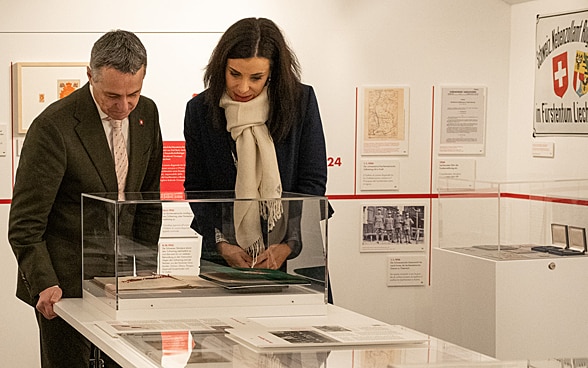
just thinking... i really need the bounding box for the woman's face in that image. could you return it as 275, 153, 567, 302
225, 57, 270, 102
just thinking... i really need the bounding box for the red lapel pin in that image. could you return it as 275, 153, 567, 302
139, 119, 144, 126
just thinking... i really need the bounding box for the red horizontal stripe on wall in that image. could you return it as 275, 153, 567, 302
4, 193, 588, 206
501, 192, 588, 206
327, 193, 437, 200
327, 192, 588, 207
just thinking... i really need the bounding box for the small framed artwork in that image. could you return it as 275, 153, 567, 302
567, 226, 587, 253
12, 62, 88, 134
551, 223, 569, 247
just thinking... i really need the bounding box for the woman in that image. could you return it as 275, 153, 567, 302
184, 18, 331, 272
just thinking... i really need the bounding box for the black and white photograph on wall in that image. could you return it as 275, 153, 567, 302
360, 204, 426, 252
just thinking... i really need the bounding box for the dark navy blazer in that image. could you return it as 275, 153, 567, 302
183, 84, 331, 264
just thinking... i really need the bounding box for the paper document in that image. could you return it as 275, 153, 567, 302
226, 323, 428, 349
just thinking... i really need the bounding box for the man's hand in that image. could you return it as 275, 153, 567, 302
254, 243, 291, 270
217, 242, 254, 268
36, 285, 63, 320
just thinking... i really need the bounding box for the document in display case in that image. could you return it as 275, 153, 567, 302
113, 321, 496, 368
81, 191, 329, 320
198, 264, 312, 290
225, 322, 429, 349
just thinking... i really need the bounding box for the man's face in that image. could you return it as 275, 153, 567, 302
88, 66, 145, 120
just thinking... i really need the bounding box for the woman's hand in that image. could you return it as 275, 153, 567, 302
254, 243, 291, 269
217, 241, 253, 268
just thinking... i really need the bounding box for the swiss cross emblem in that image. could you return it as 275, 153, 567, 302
552, 52, 568, 98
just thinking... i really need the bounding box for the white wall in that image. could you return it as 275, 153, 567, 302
1, 0, 581, 365
0, 207, 40, 366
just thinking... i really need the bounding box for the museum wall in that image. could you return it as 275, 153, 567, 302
0, 0, 583, 365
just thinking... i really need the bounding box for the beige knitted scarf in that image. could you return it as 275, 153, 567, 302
220, 88, 283, 261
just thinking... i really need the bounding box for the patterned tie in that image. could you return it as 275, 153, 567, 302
109, 118, 128, 199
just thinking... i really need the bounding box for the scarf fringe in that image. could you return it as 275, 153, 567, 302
245, 237, 265, 267
260, 199, 283, 230
245, 200, 283, 267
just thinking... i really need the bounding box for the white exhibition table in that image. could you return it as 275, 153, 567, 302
55, 298, 498, 368
432, 246, 588, 360
56, 298, 158, 367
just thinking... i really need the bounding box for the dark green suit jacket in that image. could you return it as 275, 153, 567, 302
8, 83, 163, 306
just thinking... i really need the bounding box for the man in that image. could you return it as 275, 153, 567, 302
8, 30, 163, 367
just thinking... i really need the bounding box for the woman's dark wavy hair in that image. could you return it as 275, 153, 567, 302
203, 17, 302, 142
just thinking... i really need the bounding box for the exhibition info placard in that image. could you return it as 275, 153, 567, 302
534, 9, 588, 136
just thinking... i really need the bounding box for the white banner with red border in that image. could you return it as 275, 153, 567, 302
534, 9, 588, 136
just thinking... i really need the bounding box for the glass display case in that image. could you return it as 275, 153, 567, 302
81, 191, 329, 319
437, 178, 588, 258
118, 328, 497, 368
434, 179, 588, 359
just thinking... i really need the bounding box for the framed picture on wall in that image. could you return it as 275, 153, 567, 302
360, 203, 426, 253
438, 85, 487, 155
358, 85, 410, 156
12, 62, 88, 134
